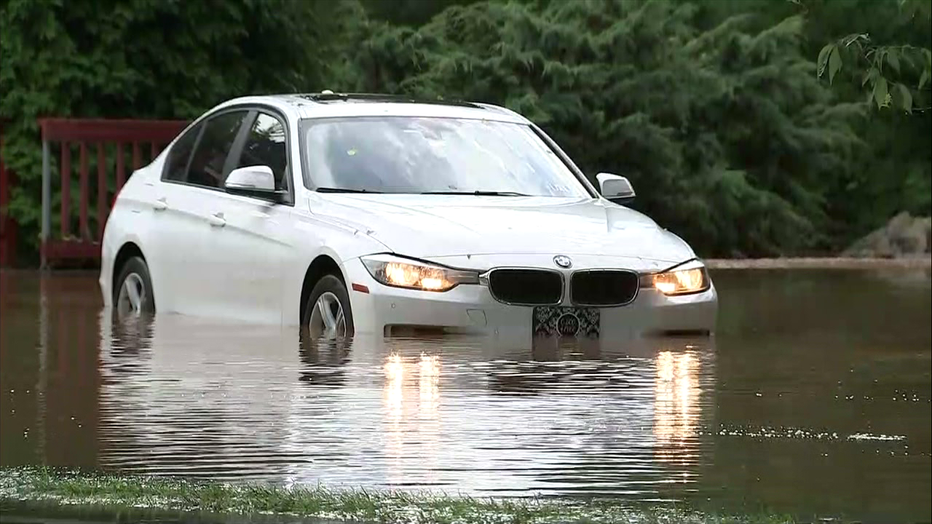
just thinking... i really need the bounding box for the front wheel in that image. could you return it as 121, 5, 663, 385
303, 275, 355, 339
114, 256, 155, 318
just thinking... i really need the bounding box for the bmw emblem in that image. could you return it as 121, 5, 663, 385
553, 255, 572, 269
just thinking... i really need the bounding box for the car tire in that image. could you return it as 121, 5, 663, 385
114, 256, 156, 318
303, 274, 355, 339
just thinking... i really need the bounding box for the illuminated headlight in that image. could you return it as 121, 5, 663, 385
640, 260, 710, 295
361, 254, 479, 292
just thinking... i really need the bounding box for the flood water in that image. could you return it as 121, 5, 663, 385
1, 269, 930, 522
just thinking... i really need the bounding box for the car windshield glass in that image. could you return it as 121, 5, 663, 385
302, 117, 589, 197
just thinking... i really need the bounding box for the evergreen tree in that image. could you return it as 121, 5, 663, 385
346, 0, 864, 256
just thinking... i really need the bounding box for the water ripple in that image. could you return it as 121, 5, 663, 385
2, 270, 930, 521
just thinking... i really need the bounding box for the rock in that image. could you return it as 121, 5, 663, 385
843, 212, 931, 258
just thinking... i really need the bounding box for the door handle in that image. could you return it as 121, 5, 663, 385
208, 212, 226, 228
153, 198, 168, 211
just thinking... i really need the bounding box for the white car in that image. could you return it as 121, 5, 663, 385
100, 93, 716, 341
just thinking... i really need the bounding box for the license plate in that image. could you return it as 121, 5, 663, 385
533, 306, 600, 339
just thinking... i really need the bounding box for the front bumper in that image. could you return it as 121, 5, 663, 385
343, 258, 717, 340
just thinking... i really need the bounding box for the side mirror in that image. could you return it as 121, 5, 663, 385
224, 166, 283, 202
596, 172, 635, 205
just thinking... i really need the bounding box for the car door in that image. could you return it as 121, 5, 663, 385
150, 110, 250, 317
148, 120, 209, 316
200, 110, 295, 324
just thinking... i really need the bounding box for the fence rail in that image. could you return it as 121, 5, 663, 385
39, 118, 188, 268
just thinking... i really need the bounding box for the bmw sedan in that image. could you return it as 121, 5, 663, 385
100, 93, 717, 341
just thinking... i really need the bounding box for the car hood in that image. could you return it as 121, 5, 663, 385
311, 194, 695, 264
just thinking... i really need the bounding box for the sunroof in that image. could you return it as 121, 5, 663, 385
297, 92, 482, 108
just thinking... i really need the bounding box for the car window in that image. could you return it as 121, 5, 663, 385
237, 112, 288, 192
187, 111, 248, 189
302, 117, 589, 197
163, 123, 202, 182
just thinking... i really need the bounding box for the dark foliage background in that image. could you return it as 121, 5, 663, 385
1, 0, 929, 259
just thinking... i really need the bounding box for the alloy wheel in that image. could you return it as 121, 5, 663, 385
116, 273, 146, 318
309, 291, 346, 339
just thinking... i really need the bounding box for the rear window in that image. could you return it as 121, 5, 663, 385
163, 123, 202, 182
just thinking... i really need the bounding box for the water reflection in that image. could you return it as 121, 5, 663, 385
418, 354, 441, 411
380, 352, 444, 486
1, 273, 101, 469
1, 270, 930, 522
383, 352, 442, 420
382, 353, 404, 485
89, 311, 718, 494
383, 353, 404, 398
299, 335, 351, 386
654, 351, 701, 469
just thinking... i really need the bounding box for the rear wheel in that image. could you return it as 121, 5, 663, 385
303, 275, 354, 339
114, 256, 155, 318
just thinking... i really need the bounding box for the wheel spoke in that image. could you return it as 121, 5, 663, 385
335, 307, 345, 336
124, 278, 142, 311
116, 273, 146, 319
317, 297, 337, 331
311, 292, 347, 340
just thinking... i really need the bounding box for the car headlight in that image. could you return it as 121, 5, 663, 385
640, 260, 710, 295
361, 254, 479, 292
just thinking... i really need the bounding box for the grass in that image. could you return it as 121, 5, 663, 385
0, 467, 840, 524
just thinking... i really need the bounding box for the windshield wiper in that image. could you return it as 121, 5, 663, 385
420, 190, 531, 197
315, 187, 383, 194
317, 188, 530, 196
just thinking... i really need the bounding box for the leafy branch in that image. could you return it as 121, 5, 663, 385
816, 0, 931, 112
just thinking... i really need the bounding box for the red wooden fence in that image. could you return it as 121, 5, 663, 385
39, 119, 188, 267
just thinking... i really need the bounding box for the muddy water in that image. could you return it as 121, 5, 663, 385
1, 269, 930, 522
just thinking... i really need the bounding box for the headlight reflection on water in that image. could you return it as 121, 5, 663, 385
654, 350, 701, 471
384, 354, 405, 420
418, 354, 441, 408
383, 353, 441, 411
382, 352, 443, 484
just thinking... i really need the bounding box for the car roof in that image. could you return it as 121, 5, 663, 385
213, 93, 530, 124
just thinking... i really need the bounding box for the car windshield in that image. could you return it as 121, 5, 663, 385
302, 117, 589, 197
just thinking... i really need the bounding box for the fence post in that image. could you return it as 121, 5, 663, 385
41, 137, 50, 270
